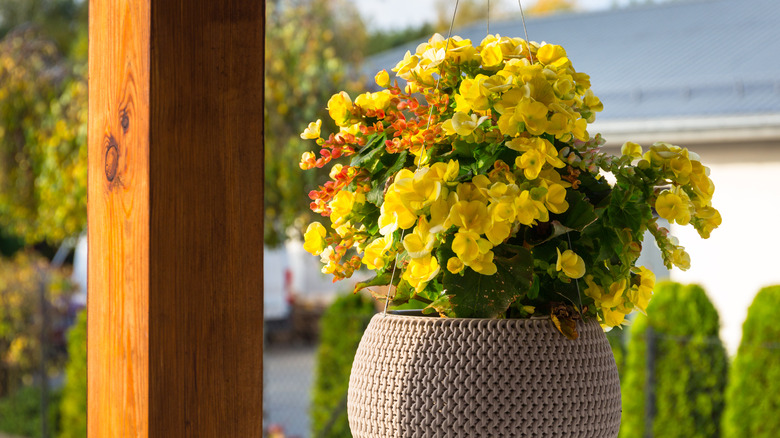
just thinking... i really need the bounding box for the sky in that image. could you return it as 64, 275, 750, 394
349, 0, 664, 30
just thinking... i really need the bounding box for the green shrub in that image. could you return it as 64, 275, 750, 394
310, 292, 376, 438
0, 384, 62, 438
59, 309, 86, 438
722, 286, 780, 437
620, 282, 727, 438
606, 328, 626, 378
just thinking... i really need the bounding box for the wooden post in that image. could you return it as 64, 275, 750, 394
88, 1, 264, 437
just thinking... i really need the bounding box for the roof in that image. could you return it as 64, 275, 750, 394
364, 0, 780, 143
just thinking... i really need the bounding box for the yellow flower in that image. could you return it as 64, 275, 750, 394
470, 250, 498, 275
602, 307, 627, 328
402, 254, 440, 292
449, 200, 490, 235
621, 141, 643, 159
514, 190, 546, 225
362, 235, 394, 270
627, 267, 655, 313
378, 191, 417, 235
480, 41, 504, 68
429, 160, 459, 182
300, 119, 322, 140
671, 246, 691, 270
393, 167, 443, 212
694, 206, 722, 239
355, 91, 393, 111
452, 229, 484, 264
403, 217, 436, 258
514, 98, 549, 136
327, 91, 353, 127
303, 222, 327, 256
442, 111, 489, 137
543, 183, 569, 214
299, 151, 316, 170
447, 257, 465, 274
536, 44, 567, 66
655, 190, 691, 225
556, 248, 585, 279
515, 149, 545, 180
375, 70, 390, 88
330, 190, 356, 225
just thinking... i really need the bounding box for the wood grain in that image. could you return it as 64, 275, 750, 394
88, 1, 264, 436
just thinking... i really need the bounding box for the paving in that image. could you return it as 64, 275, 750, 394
264, 343, 318, 438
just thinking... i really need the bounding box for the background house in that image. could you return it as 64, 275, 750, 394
365, 0, 780, 353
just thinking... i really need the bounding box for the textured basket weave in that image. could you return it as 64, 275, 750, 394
347, 314, 621, 437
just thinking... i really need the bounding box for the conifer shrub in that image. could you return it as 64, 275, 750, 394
620, 282, 727, 438
59, 309, 87, 438
310, 292, 376, 438
722, 285, 780, 437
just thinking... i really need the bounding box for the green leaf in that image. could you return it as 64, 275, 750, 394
555, 190, 598, 232
353, 272, 390, 294
444, 247, 534, 318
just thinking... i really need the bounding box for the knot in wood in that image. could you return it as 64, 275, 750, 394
105, 135, 119, 182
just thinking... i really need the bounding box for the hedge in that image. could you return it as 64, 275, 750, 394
722, 285, 780, 437
620, 282, 727, 438
310, 292, 376, 438
59, 309, 87, 438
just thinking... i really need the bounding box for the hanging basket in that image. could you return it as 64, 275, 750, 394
347, 314, 621, 437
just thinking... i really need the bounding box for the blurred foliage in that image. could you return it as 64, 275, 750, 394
310, 292, 375, 438
434, 0, 492, 31
606, 328, 626, 378
0, 0, 87, 59
0, 384, 62, 438
59, 309, 85, 438
264, 0, 366, 246
0, 251, 75, 397
722, 286, 780, 437
620, 282, 727, 438
0, 26, 87, 246
365, 24, 434, 55
527, 0, 578, 15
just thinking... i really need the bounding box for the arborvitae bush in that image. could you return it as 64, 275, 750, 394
620, 282, 727, 438
722, 285, 780, 437
310, 292, 376, 438
606, 329, 626, 379
59, 309, 86, 438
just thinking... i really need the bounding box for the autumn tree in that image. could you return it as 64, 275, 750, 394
527, 0, 578, 16
0, 26, 87, 245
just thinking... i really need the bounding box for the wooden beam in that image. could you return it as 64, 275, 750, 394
88, 1, 264, 436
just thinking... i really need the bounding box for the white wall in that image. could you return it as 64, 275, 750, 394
670, 161, 780, 355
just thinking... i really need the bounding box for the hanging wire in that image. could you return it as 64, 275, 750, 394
517, 0, 535, 63
382, 230, 406, 316
487, 0, 490, 35
383, 1, 461, 317
567, 232, 585, 318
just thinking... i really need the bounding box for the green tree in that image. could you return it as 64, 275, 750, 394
310, 292, 376, 437
620, 282, 727, 438
264, 0, 366, 245
722, 286, 780, 437
59, 310, 86, 438
0, 26, 87, 245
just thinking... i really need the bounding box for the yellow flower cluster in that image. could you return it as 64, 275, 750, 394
394, 34, 602, 145
585, 267, 656, 329
298, 32, 720, 325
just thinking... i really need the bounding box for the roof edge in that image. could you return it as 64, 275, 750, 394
592, 113, 780, 146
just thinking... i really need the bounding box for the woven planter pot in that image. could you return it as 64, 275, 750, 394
347, 313, 621, 437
